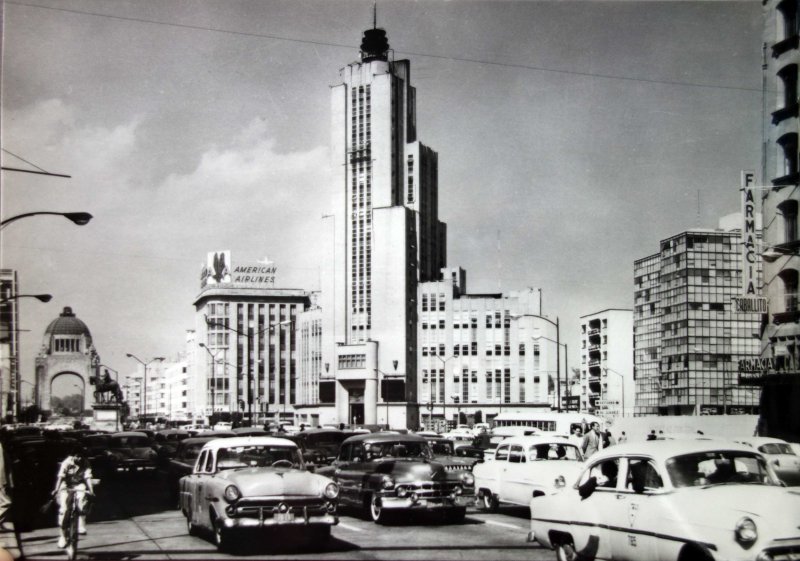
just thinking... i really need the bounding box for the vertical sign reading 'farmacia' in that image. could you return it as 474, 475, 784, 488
741, 170, 758, 295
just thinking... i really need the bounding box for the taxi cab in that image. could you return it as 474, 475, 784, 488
528, 440, 800, 561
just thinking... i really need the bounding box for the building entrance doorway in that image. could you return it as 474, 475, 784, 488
349, 403, 364, 425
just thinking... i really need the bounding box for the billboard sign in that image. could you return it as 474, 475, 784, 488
201, 251, 231, 288
741, 170, 758, 296
201, 252, 278, 288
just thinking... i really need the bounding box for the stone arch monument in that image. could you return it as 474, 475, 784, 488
35, 307, 97, 416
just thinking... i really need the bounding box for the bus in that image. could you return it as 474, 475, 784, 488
490, 411, 605, 437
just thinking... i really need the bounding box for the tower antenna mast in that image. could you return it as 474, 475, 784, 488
373, 2, 377, 29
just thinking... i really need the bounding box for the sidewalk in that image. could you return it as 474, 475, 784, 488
0, 522, 22, 559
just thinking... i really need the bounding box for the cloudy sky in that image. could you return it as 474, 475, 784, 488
2, 0, 762, 399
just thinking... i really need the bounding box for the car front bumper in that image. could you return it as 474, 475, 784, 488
376, 493, 476, 510
221, 513, 338, 529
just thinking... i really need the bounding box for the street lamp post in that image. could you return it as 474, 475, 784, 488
0, 211, 92, 229
204, 316, 292, 427
451, 393, 461, 426
432, 355, 454, 430
0, 294, 52, 304
375, 361, 397, 429
603, 367, 626, 418
532, 334, 568, 412
511, 314, 562, 412
125, 354, 165, 426
199, 343, 225, 421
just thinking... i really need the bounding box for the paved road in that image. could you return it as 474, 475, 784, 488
18, 471, 556, 560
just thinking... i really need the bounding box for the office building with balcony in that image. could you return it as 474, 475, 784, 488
633, 218, 762, 416
579, 309, 633, 418
758, 0, 800, 441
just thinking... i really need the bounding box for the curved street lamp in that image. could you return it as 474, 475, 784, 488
0, 211, 92, 230
0, 293, 52, 304
511, 313, 562, 412
125, 354, 165, 425
199, 343, 226, 419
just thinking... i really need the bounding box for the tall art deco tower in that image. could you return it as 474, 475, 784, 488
320, 25, 447, 429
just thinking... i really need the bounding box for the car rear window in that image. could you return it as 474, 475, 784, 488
759, 443, 795, 455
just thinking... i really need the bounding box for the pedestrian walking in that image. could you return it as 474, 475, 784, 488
581, 422, 604, 458
618, 431, 627, 443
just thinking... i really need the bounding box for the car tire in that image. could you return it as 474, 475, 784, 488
481, 490, 498, 512
310, 525, 331, 543
369, 495, 391, 524
446, 507, 466, 524
555, 540, 581, 561
213, 518, 230, 552
185, 514, 197, 537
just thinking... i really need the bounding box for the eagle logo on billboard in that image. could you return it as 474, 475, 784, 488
212, 252, 229, 283
201, 250, 231, 288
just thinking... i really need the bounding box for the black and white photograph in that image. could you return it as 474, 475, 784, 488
1, 0, 799, 559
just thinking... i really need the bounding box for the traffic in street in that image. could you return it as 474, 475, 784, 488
18, 469, 545, 560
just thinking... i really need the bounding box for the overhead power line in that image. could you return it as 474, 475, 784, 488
8, 1, 761, 93
1, 148, 72, 178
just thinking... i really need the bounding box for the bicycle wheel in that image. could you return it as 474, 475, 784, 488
66, 496, 79, 560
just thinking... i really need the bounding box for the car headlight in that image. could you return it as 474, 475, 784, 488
381, 476, 395, 490
461, 472, 475, 486
735, 517, 758, 544
223, 485, 241, 503
324, 482, 339, 499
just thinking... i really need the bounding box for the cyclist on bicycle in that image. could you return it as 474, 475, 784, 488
53, 446, 94, 548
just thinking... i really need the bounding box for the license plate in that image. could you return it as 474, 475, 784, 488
275, 512, 295, 523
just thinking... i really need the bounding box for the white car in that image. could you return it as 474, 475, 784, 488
529, 440, 800, 561
179, 436, 339, 551
213, 421, 233, 431
473, 435, 584, 510
734, 436, 800, 486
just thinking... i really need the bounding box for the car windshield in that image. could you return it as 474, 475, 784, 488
666, 451, 779, 488
110, 436, 150, 448
365, 441, 433, 459
306, 433, 347, 446
216, 445, 303, 470
759, 443, 795, 455
429, 440, 455, 455
182, 442, 207, 462
529, 443, 581, 461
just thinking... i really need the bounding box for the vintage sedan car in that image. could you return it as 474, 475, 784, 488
178, 436, 339, 551
292, 429, 350, 465
528, 440, 800, 561
474, 435, 584, 510
153, 429, 191, 468
424, 436, 481, 471
101, 431, 158, 474
165, 434, 233, 502
330, 432, 475, 524
734, 436, 800, 486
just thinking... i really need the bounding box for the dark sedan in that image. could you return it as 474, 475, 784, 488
330, 432, 475, 524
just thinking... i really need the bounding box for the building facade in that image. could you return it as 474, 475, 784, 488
633, 220, 762, 416
579, 309, 634, 419
320, 26, 446, 429
758, 0, 800, 440
0, 270, 20, 420
417, 274, 557, 431
193, 251, 310, 426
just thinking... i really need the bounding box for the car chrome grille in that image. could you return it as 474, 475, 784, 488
231, 498, 330, 519
764, 545, 800, 561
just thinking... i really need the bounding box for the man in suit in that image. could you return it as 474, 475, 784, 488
581, 422, 604, 458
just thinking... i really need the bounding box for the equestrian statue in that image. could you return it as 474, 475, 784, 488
89, 368, 124, 404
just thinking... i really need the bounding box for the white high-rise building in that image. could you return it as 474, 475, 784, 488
320, 25, 446, 429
